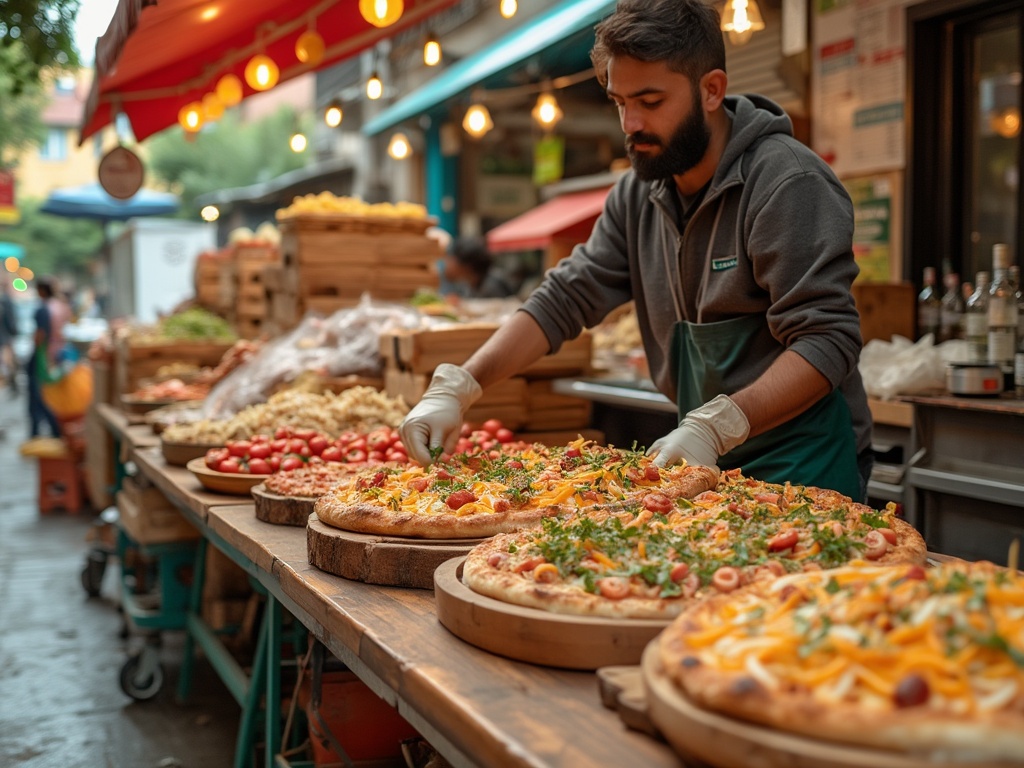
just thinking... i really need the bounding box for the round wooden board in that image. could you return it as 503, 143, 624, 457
252, 484, 315, 527
162, 439, 220, 467
433, 557, 670, 670
640, 640, 1003, 768
307, 515, 482, 590
185, 457, 270, 495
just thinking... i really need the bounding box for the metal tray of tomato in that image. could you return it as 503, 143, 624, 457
185, 457, 271, 495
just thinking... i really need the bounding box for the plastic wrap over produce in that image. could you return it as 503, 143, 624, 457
202, 295, 423, 419
859, 335, 971, 400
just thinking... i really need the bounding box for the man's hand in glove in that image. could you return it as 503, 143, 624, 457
647, 394, 750, 470
399, 364, 483, 466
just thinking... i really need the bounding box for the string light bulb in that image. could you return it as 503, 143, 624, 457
244, 53, 279, 91
215, 74, 243, 106
388, 132, 411, 160
531, 91, 563, 129
720, 0, 764, 46
295, 29, 325, 65
366, 71, 383, 100
462, 104, 494, 138
360, 0, 403, 28
200, 205, 220, 222
202, 93, 225, 121
178, 101, 204, 132
423, 33, 441, 66
500, 0, 517, 19
324, 100, 343, 128
289, 131, 308, 152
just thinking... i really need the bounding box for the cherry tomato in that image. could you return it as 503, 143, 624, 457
345, 448, 367, 463
294, 429, 318, 442
368, 450, 386, 462
249, 443, 271, 460
446, 489, 478, 510
460, 422, 472, 438
455, 438, 473, 454
228, 440, 251, 458
495, 428, 515, 444
337, 430, 358, 446
346, 437, 367, 452
308, 436, 330, 456
321, 446, 343, 463
217, 458, 241, 474
366, 429, 392, 452
280, 457, 304, 472
267, 456, 281, 472
481, 418, 504, 437
205, 448, 229, 469
385, 449, 408, 463
286, 438, 307, 454
565, 448, 582, 459
274, 427, 292, 440
271, 438, 288, 453
248, 458, 271, 475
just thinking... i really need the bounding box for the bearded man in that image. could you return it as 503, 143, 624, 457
401, 0, 873, 501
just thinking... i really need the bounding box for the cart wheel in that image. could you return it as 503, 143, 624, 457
80, 551, 107, 597
119, 651, 164, 701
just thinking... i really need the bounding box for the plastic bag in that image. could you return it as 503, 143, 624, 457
42, 363, 94, 419
859, 335, 970, 400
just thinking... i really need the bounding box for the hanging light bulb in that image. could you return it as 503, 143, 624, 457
499, 0, 517, 19
462, 104, 494, 138
324, 100, 343, 128
531, 91, 563, 129
215, 74, 243, 106
202, 92, 225, 121
290, 131, 308, 152
366, 71, 383, 100
388, 132, 411, 160
360, 0, 404, 28
244, 53, 280, 91
295, 29, 325, 65
423, 33, 441, 67
200, 205, 220, 222
720, 0, 764, 46
178, 101, 204, 132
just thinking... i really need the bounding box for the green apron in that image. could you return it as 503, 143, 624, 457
671, 315, 861, 499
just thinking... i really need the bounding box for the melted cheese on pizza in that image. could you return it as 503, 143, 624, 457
673, 562, 1024, 714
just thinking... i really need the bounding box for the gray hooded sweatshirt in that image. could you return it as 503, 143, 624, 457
522, 94, 871, 457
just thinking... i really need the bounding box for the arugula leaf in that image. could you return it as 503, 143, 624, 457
858, 511, 889, 528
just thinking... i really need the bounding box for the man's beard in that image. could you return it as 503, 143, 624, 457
626, 93, 711, 181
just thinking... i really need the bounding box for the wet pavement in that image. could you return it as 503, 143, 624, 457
0, 381, 239, 768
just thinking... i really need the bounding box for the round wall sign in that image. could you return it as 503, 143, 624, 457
98, 145, 145, 200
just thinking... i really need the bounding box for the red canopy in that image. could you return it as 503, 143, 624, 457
81, 0, 461, 143
486, 186, 611, 252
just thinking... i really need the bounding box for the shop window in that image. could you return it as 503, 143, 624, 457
907, 0, 1022, 284
39, 129, 68, 161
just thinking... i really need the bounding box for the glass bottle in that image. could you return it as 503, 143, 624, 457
964, 271, 990, 363
917, 266, 941, 340
987, 244, 1017, 376
939, 272, 964, 342
1012, 266, 1024, 398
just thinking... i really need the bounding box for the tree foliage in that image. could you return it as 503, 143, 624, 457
0, 44, 47, 164
0, 0, 80, 94
145, 107, 312, 214
1, 196, 105, 282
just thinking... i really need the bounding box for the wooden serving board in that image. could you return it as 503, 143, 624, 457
433, 557, 670, 670
251, 484, 314, 527
633, 642, 1004, 768
307, 515, 482, 590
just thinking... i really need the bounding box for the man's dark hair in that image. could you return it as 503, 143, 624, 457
449, 237, 493, 280
591, 0, 726, 89
36, 278, 54, 300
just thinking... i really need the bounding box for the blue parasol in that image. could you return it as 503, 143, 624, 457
40, 182, 179, 221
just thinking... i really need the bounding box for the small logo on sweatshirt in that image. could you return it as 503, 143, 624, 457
711, 256, 738, 271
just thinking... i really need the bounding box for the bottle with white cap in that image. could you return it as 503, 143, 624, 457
988, 243, 1018, 382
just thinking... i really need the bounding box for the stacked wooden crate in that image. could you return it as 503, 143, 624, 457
380, 323, 596, 440
114, 335, 236, 397
230, 243, 279, 339
193, 250, 227, 311
269, 214, 442, 331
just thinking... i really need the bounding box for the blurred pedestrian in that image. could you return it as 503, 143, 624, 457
26, 278, 62, 438
0, 277, 18, 394
441, 237, 519, 299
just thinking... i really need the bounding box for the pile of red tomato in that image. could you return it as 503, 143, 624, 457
203, 420, 515, 475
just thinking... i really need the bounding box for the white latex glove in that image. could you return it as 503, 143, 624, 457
647, 394, 750, 470
399, 364, 483, 466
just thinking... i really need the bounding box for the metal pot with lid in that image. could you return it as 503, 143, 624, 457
946, 363, 1004, 396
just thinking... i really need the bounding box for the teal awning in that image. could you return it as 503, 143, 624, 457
0, 242, 25, 260
363, 0, 615, 136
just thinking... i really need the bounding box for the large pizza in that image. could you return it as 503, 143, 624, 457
655, 560, 1024, 762
313, 440, 719, 539
461, 470, 927, 619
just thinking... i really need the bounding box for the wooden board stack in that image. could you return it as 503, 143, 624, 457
267, 214, 442, 332
380, 324, 595, 438
193, 250, 227, 311
228, 243, 279, 339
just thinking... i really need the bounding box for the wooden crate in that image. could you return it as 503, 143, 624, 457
235, 316, 265, 340
114, 337, 235, 395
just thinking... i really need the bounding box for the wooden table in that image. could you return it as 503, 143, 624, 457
129, 445, 247, 521
94, 402, 160, 449
208, 504, 679, 768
